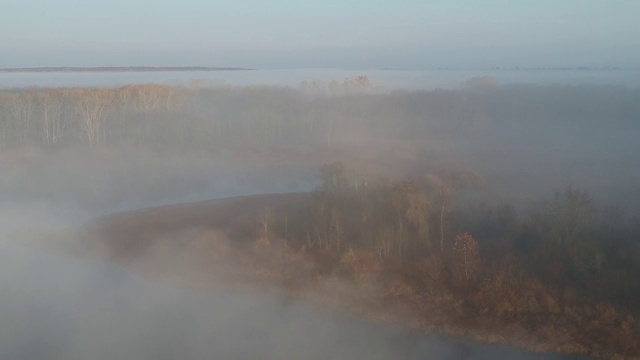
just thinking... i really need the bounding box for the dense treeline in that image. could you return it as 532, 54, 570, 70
273, 163, 640, 311
0, 81, 638, 151
255, 163, 640, 356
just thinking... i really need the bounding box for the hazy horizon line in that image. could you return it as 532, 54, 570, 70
0, 65, 634, 73
0, 66, 254, 73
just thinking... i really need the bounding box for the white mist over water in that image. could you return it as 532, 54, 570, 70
1, 232, 590, 360
0, 155, 591, 360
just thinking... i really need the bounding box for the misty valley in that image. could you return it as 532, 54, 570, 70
1, 78, 639, 359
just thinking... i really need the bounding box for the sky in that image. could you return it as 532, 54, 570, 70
1, 0, 639, 69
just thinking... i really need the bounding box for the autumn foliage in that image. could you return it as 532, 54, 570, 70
241, 162, 640, 358
453, 232, 479, 282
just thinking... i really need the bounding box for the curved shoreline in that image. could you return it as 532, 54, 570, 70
75, 193, 640, 359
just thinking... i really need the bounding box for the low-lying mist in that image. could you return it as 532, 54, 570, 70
0, 229, 588, 360
1, 79, 637, 359
1, 80, 637, 211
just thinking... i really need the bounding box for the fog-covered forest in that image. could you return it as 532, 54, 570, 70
1, 78, 637, 151
2, 79, 638, 207
2, 79, 639, 358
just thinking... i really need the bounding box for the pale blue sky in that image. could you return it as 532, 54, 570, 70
1, 0, 639, 68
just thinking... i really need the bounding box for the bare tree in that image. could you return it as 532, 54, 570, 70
543, 185, 600, 273
35, 91, 64, 145
115, 86, 135, 144
257, 206, 273, 247
426, 174, 453, 252
319, 161, 348, 195
389, 180, 430, 254
453, 232, 479, 281
546, 185, 594, 246
73, 89, 113, 147
129, 84, 176, 146
8, 93, 35, 145
426, 171, 482, 251
345, 75, 372, 94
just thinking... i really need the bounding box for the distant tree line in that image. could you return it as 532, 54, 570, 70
0, 82, 637, 151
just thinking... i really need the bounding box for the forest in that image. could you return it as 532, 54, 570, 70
249, 161, 640, 355
2, 79, 639, 357
1, 78, 635, 152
